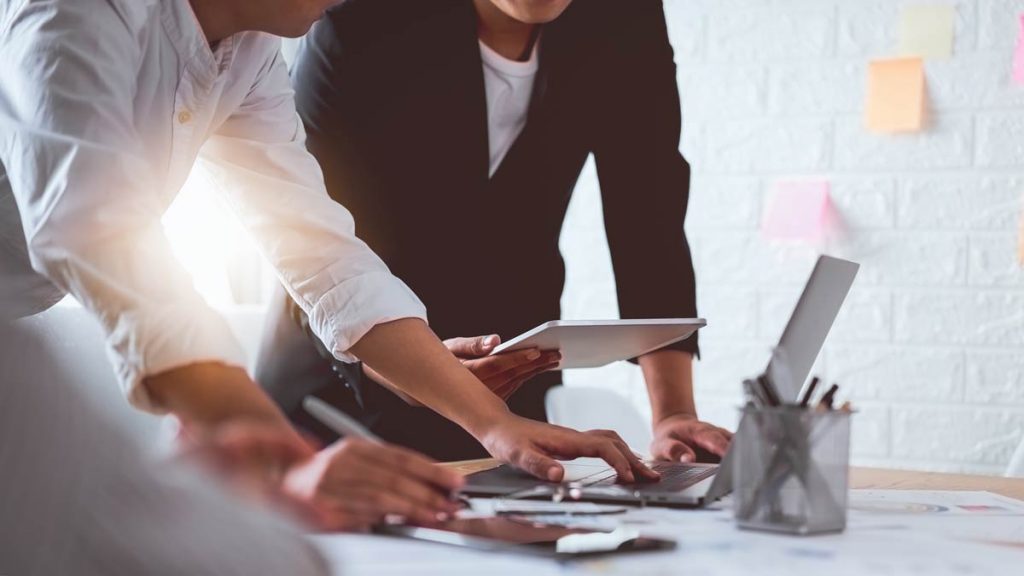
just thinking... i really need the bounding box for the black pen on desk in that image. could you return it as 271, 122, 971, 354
798, 377, 820, 408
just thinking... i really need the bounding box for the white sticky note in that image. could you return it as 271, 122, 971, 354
899, 4, 955, 59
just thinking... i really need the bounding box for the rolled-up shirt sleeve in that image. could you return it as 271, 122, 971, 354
0, 2, 247, 410
198, 46, 427, 364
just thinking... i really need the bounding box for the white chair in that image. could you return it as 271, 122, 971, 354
7, 303, 267, 449
545, 386, 652, 454
8, 305, 165, 444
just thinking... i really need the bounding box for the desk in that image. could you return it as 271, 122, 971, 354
314, 462, 1024, 575
851, 467, 1024, 500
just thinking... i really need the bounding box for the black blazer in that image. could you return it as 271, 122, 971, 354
282, 0, 699, 458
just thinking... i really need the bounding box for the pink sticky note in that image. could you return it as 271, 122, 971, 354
762, 181, 833, 241
1014, 15, 1024, 86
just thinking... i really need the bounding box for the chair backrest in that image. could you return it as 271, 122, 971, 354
7, 305, 165, 445
545, 386, 652, 453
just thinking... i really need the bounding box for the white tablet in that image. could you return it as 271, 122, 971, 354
490, 319, 705, 370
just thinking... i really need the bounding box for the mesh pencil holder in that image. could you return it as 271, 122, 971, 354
732, 405, 852, 535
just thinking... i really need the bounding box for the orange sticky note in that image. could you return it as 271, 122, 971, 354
865, 57, 926, 133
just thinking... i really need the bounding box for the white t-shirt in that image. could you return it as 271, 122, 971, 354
479, 38, 540, 178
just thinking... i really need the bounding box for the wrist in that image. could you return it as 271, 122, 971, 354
456, 393, 514, 441
653, 410, 698, 428
144, 362, 290, 430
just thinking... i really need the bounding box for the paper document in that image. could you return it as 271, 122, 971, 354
849, 490, 1024, 549
850, 489, 1024, 517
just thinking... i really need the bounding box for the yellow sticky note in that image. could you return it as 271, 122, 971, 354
899, 4, 955, 59
865, 58, 926, 133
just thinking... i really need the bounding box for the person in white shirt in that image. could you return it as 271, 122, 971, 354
0, 0, 658, 530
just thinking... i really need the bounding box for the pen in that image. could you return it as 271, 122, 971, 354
303, 396, 382, 442
798, 377, 820, 408
743, 379, 766, 407
302, 396, 469, 509
756, 374, 782, 407
817, 384, 839, 411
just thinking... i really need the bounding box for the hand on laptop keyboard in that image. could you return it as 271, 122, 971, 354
479, 416, 661, 484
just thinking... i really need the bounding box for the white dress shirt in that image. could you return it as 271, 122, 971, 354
0, 0, 426, 410
479, 38, 540, 177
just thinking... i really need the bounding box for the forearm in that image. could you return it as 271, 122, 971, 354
348, 318, 510, 438
144, 362, 293, 432
639, 350, 696, 424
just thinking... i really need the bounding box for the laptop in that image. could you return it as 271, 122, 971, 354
464, 255, 860, 508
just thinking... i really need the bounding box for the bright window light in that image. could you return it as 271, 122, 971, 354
162, 168, 271, 309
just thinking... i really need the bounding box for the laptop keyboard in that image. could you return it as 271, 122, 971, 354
580, 462, 716, 490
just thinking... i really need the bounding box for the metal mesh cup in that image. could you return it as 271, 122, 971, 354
732, 405, 852, 535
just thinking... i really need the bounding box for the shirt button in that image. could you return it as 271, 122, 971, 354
177, 110, 192, 124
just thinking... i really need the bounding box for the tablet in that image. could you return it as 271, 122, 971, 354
490, 319, 705, 369
375, 517, 675, 558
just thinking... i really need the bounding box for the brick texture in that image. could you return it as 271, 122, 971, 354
560, 0, 1024, 474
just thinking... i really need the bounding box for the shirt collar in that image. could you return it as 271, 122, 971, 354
161, 0, 237, 86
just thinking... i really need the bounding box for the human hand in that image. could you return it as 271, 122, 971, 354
477, 414, 660, 484
649, 413, 732, 463
281, 437, 465, 532
174, 421, 319, 517
444, 335, 561, 401
364, 334, 560, 405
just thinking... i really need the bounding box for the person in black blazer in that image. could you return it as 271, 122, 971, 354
256, 0, 733, 463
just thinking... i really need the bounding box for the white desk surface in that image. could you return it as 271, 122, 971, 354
313, 488, 1024, 576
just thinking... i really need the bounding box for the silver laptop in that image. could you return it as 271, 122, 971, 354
464, 255, 860, 507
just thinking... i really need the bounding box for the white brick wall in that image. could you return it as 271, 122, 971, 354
560, 0, 1024, 475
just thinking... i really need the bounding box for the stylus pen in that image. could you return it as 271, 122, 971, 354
302, 396, 470, 508
303, 396, 382, 443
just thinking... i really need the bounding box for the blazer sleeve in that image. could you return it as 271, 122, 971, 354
591, 0, 699, 358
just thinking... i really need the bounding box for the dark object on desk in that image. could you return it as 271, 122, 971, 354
375, 517, 676, 559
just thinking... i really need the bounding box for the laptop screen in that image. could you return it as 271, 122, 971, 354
765, 255, 860, 402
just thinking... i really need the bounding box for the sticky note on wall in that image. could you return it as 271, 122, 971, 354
1014, 15, 1024, 86
866, 58, 926, 133
899, 4, 955, 59
762, 181, 833, 242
